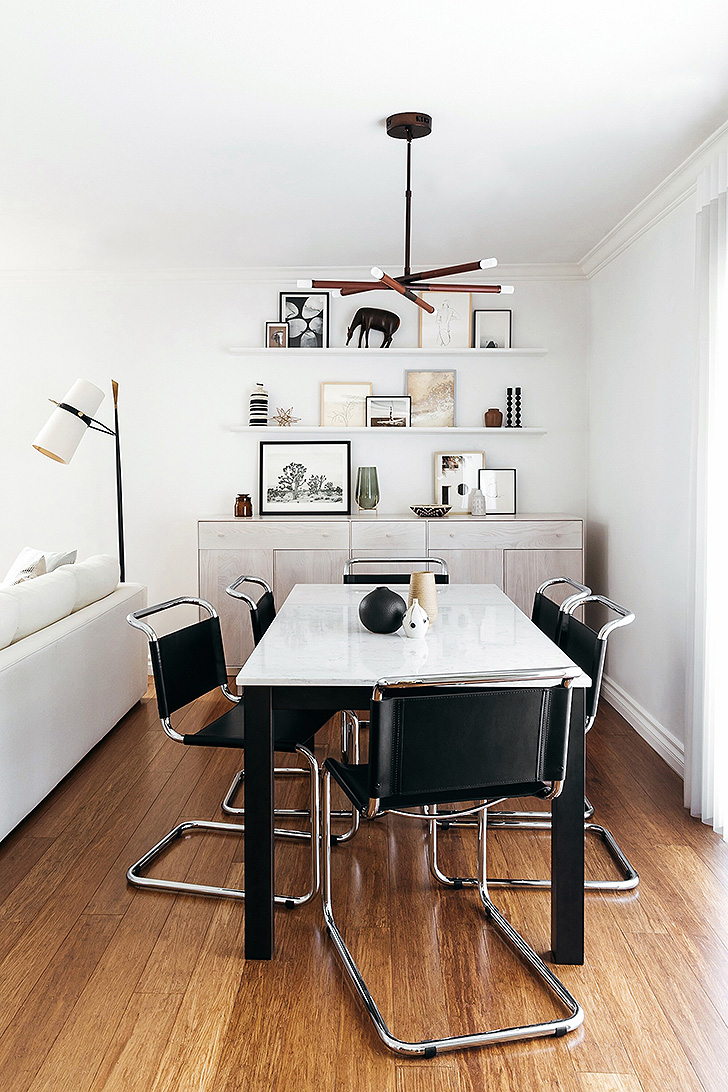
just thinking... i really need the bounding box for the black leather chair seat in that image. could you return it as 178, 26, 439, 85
184, 704, 336, 750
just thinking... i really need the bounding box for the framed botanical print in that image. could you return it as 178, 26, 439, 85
434, 451, 485, 510
479, 468, 517, 514
259, 440, 351, 515
473, 309, 512, 349
279, 291, 329, 348
419, 292, 470, 348
406, 369, 456, 427
320, 382, 372, 427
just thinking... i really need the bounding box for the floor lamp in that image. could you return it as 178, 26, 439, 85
32, 379, 126, 582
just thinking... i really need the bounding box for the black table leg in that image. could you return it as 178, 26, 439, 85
551, 686, 585, 964
243, 685, 274, 959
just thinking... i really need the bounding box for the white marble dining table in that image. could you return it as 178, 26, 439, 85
236, 583, 588, 964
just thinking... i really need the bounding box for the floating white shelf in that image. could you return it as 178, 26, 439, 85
228, 346, 547, 357
230, 426, 546, 435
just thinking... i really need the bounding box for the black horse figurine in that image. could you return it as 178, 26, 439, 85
346, 307, 400, 348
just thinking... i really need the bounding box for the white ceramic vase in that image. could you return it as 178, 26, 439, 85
402, 597, 429, 639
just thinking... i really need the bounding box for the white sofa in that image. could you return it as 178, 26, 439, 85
0, 556, 147, 842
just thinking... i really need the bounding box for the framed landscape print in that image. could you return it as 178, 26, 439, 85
279, 291, 329, 348
320, 382, 371, 427
419, 292, 470, 348
265, 321, 289, 348
473, 309, 512, 349
479, 468, 517, 514
366, 395, 411, 427
259, 440, 351, 515
434, 451, 485, 510
406, 369, 456, 427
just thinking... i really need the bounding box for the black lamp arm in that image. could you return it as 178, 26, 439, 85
53, 400, 116, 437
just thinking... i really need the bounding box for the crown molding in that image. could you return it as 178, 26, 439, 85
0, 262, 585, 287
581, 118, 728, 278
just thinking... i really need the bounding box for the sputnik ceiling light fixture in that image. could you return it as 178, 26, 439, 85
298, 112, 514, 314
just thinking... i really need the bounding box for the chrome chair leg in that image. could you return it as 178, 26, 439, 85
323, 774, 583, 1057
330, 710, 361, 845
128, 745, 321, 906
428, 803, 638, 892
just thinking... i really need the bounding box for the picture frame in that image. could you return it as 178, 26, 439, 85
472, 309, 512, 349
259, 440, 351, 516
265, 321, 289, 348
279, 291, 329, 348
419, 291, 471, 349
320, 382, 372, 427
366, 395, 411, 428
434, 451, 485, 510
406, 369, 456, 427
478, 468, 517, 514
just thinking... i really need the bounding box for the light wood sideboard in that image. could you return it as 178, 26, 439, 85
198, 514, 584, 669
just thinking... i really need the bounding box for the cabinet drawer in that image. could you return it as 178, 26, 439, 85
428, 519, 583, 551
350, 520, 427, 553
198, 521, 350, 551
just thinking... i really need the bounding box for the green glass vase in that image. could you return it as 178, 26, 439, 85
355, 466, 380, 513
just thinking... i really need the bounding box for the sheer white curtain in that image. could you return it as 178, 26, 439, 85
685, 150, 728, 837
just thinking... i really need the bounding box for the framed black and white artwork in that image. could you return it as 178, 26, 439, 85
366, 395, 411, 427
478, 468, 517, 514
419, 292, 470, 348
279, 292, 329, 348
472, 309, 512, 349
434, 451, 485, 510
265, 321, 289, 348
259, 440, 351, 515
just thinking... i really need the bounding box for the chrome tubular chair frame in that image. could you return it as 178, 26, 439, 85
433, 593, 638, 893
126, 596, 321, 907
223, 575, 360, 843
322, 670, 583, 1057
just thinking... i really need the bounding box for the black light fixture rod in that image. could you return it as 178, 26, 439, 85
404, 129, 412, 278
112, 380, 126, 582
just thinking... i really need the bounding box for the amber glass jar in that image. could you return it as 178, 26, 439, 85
234, 493, 253, 517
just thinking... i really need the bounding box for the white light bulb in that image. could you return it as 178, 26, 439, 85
500, 285, 515, 294
371, 267, 384, 280
296, 279, 313, 289
479, 258, 498, 269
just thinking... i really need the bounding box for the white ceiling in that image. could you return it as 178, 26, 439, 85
3, 0, 728, 271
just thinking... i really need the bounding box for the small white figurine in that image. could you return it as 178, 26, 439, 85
402, 597, 429, 639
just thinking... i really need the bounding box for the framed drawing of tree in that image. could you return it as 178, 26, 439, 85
259, 441, 351, 515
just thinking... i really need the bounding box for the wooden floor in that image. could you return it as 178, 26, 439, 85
2, 684, 728, 1092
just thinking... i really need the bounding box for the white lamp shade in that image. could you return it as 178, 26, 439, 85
32, 379, 105, 464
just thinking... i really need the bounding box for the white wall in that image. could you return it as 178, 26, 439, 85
0, 268, 588, 609
587, 202, 695, 768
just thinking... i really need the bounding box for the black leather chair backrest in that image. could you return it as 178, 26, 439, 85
344, 572, 449, 585
558, 614, 606, 729
151, 615, 228, 720
249, 589, 276, 645
531, 592, 564, 643
367, 681, 573, 810
343, 557, 449, 585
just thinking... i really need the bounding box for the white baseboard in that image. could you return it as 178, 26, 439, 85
601, 674, 685, 777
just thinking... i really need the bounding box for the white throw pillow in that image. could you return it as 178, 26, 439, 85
6, 569, 78, 642
0, 591, 20, 649
45, 548, 77, 572
58, 554, 119, 611
2, 547, 47, 585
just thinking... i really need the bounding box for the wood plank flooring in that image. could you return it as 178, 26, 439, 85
1, 681, 728, 1091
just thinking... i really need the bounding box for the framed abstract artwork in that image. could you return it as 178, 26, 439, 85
478, 468, 517, 514
265, 321, 289, 348
259, 440, 351, 515
279, 291, 330, 348
434, 451, 485, 510
406, 369, 456, 427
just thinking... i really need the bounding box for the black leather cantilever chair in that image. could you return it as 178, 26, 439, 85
343, 556, 449, 584
433, 591, 639, 893
322, 668, 583, 1058
126, 595, 334, 905
223, 575, 360, 843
